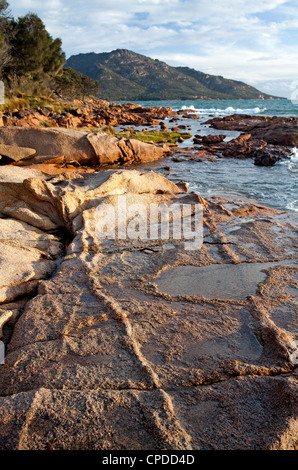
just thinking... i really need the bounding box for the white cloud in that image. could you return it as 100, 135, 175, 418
7, 0, 298, 95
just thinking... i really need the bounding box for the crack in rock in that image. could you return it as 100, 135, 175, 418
0, 166, 297, 450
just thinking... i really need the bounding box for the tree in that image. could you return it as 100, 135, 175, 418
0, 6, 100, 101
44, 38, 65, 74
81, 73, 100, 99
9, 13, 65, 76
54, 67, 100, 100
0, 1, 11, 77
0, 1, 10, 25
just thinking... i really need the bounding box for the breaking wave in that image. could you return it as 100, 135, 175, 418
179, 105, 267, 115
286, 200, 298, 212
278, 147, 298, 174
289, 147, 298, 163
281, 148, 298, 211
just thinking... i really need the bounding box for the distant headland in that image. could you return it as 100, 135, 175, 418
67, 48, 283, 101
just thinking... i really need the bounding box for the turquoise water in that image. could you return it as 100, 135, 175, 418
117, 99, 298, 213
118, 98, 298, 118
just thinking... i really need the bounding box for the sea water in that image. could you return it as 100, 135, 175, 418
121, 98, 298, 118
118, 99, 298, 212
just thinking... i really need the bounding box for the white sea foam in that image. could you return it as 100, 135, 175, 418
289, 147, 298, 162
286, 200, 298, 212
278, 147, 298, 173
179, 105, 267, 115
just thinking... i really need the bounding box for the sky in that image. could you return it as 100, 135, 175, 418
7, 0, 298, 97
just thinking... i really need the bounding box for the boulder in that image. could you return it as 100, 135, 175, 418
0, 144, 36, 163
0, 127, 170, 167
193, 134, 226, 145
202, 134, 225, 145
0, 218, 63, 304
0, 127, 97, 166
87, 133, 169, 166
253, 145, 290, 166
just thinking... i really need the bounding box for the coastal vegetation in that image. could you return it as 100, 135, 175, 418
1, 1, 279, 108
114, 129, 192, 144
0, 2, 100, 110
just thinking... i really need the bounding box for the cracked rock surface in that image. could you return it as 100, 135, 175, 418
0, 167, 297, 450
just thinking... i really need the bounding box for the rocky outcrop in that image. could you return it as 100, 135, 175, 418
191, 115, 297, 165
253, 145, 291, 166
0, 168, 297, 450
1, 99, 175, 129
206, 115, 298, 149
0, 127, 170, 168
260, 125, 298, 147
206, 114, 298, 134
195, 133, 290, 162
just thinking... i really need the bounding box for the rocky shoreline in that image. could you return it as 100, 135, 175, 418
0, 99, 175, 129
0, 102, 297, 450
1, 101, 298, 169
169, 112, 298, 166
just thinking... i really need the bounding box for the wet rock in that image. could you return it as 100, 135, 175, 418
260, 125, 298, 147
194, 133, 280, 161
253, 145, 290, 166
194, 134, 226, 145
182, 113, 199, 119
206, 114, 298, 147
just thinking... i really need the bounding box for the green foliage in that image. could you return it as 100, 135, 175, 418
0, 4, 99, 102
0, 1, 11, 77
0, 0, 9, 25
0, 95, 29, 112
115, 129, 192, 144
176, 67, 268, 100
0, 29, 4, 51
8, 13, 65, 76
54, 67, 100, 99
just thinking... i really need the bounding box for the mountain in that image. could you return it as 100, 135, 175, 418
66, 49, 280, 101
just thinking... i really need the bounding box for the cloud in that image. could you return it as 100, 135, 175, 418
7, 0, 298, 95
